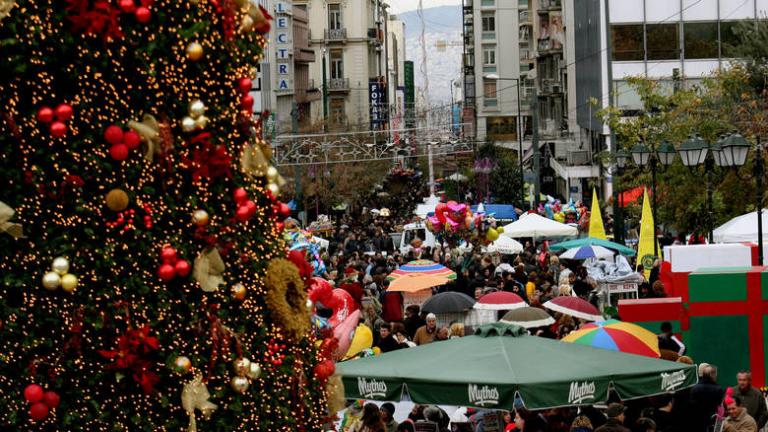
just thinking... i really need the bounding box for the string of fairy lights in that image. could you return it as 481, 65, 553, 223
0, 0, 328, 430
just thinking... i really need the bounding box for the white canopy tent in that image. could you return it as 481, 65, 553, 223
446, 173, 468, 182
484, 236, 524, 255
714, 209, 768, 243
501, 213, 578, 240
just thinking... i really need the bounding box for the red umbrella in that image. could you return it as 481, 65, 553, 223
474, 291, 527, 311
543, 296, 603, 321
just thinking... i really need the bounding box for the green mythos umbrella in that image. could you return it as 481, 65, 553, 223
336, 323, 696, 410
549, 237, 636, 257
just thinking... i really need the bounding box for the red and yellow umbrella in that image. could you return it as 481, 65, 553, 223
387, 260, 456, 281
562, 319, 660, 358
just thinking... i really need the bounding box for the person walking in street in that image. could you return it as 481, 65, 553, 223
413, 313, 438, 345
594, 403, 631, 432
730, 371, 768, 429
724, 395, 758, 432
689, 364, 725, 432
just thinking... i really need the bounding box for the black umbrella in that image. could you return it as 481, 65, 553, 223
421, 292, 476, 314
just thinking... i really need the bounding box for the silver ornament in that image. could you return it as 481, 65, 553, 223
247, 362, 262, 379
189, 100, 206, 118
266, 166, 279, 182
42, 271, 61, 291
51, 256, 70, 275
230, 376, 249, 394
233, 357, 251, 376
181, 116, 196, 132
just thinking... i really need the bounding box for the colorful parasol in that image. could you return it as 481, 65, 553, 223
561, 319, 660, 358
542, 296, 603, 321
387, 274, 449, 293
559, 245, 615, 260
474, 291, 527, 311
387, 260, 457, 281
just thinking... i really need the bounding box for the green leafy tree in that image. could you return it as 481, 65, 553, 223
0, 1, 328, 430
476, 143, 523, 205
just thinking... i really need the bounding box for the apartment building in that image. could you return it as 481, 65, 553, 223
388, 15, 407, 140
297, 0, 393, 132
574, 0, 767, 199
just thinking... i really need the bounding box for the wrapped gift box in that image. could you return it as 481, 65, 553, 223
617, 297, 684, 335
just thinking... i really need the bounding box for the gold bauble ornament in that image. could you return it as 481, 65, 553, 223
189, 100, 206, 118
42, 271, 61, 291
181, 116, 196, 132
266, 166, 279, 182
194, 115, 209, 129
192, 210, 210, 226
230, 376, 249, 394
106, 188, 130, 212
267, 182, 280, 197
51, 256, 70, 275
231, 283, 247, 301
186, 42, 204, 61
233, 357, 251, 376
174, 356, 192, 374
61, 274, 78, 293
239, 15, 254, 32
247, 362, 262, 379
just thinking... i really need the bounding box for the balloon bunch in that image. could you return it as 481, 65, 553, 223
426, 200, 484, 240
539, 197, 589, 230
282, 220, 327, 276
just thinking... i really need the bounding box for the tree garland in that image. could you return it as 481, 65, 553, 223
265, 259, 310, 342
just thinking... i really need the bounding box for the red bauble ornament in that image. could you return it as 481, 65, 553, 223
235, 206, 251, 222
42, 391, 60, 409
37, 106, 54, 123
241, 95, 254, 110
29, 402, 49, 422
123, 130, 141, 149
314, 359, 336, 381
24, 384, 44, 403
233, 187, 248, 204
244, 200, 256, 216
135, 6, 151, 23
55, 104, 73, 122
174, 259, 191, 277
275, 221, 285, 232
104, 125, 124, 145
279, 202, 291, 217
109, 144, 129, 161
161, 246, 177, 263
119, 0, 136, 13
49, 121, 67, 138
158, 264, 175, 281
238, 78, 252, 94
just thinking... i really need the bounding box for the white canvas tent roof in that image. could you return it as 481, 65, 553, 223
714, 209, 768, 243
501, 213, 578, 239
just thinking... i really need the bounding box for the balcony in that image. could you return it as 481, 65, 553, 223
328, 78, 350, 92
537, 37, 562, 53
294, 48, 315, 64
296, 80, 322, 103
540, 79, 563, 95
537, 0, 561, 12
324, 28, 347, 43
519, 11, 531, 25
367, 28, 384, 45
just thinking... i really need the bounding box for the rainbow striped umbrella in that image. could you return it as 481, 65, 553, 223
562, 319, 660, 358
387, 260, 456, 281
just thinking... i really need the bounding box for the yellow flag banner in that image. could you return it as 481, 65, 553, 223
589, 188, 607, 240
637, 188, 658, 278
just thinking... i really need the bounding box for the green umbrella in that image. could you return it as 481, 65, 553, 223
336, 323, 696, 409
550, 237, 636, 256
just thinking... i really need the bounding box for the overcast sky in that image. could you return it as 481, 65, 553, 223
388, 0, 461, 14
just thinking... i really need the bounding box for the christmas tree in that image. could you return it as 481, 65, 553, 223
0, 0, 330, 429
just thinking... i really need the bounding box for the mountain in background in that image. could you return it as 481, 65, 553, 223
397, 5, 462, 105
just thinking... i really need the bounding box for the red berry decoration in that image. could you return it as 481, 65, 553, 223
54, 104, 73, 122
233, 187, 248, 204
123, 130, 141, 149
29, 402, 49, 422
37, 106, 54, 123
109, 144, 129, 161
49, 121, 67, 138
174, 259, 191, 277
24, 384, 44, 403
158, 264, 175, 281
161, 246, 177, 263
135, 6, 151, 23
235, 206, 251, 222
104, 125, 124, 145
238, 78, 252, 94
42, 391, 60, 409
244, 200, 256, 216
241, 95, 254, 110
119, 0, 136, 13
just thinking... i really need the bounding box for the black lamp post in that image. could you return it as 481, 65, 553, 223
630, 140, 676, 257
611, 148, 630, 243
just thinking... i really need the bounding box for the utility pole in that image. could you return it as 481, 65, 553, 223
291, 102, 304, 225
322, 48, 328, 132
531, 87, 540, 205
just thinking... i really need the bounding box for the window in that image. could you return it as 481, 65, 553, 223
487, 116, 517, 140
646, 23, 679, 60
328, 4, 342, 30
684, 22, 718, 59
483, 47, 496, 65
329, 98, 345, 127
482, 12, 496, 32
720, 21, 743, 58
483, 79, 497, 99
611, 24, 643, 61
330, 50, 343, 79
613, 80, 643, 112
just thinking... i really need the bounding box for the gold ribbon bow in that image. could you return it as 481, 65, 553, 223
128, 114, 163, 162
0, 201, 24, 238
240, 143, 269, 177
181, 374, 217, 432
194, 248, 225, 292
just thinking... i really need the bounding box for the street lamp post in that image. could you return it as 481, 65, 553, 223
678, 134, 725, 244
484, 73, 525, 210
611, 148, 630, 243
630, 140, 675, 257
